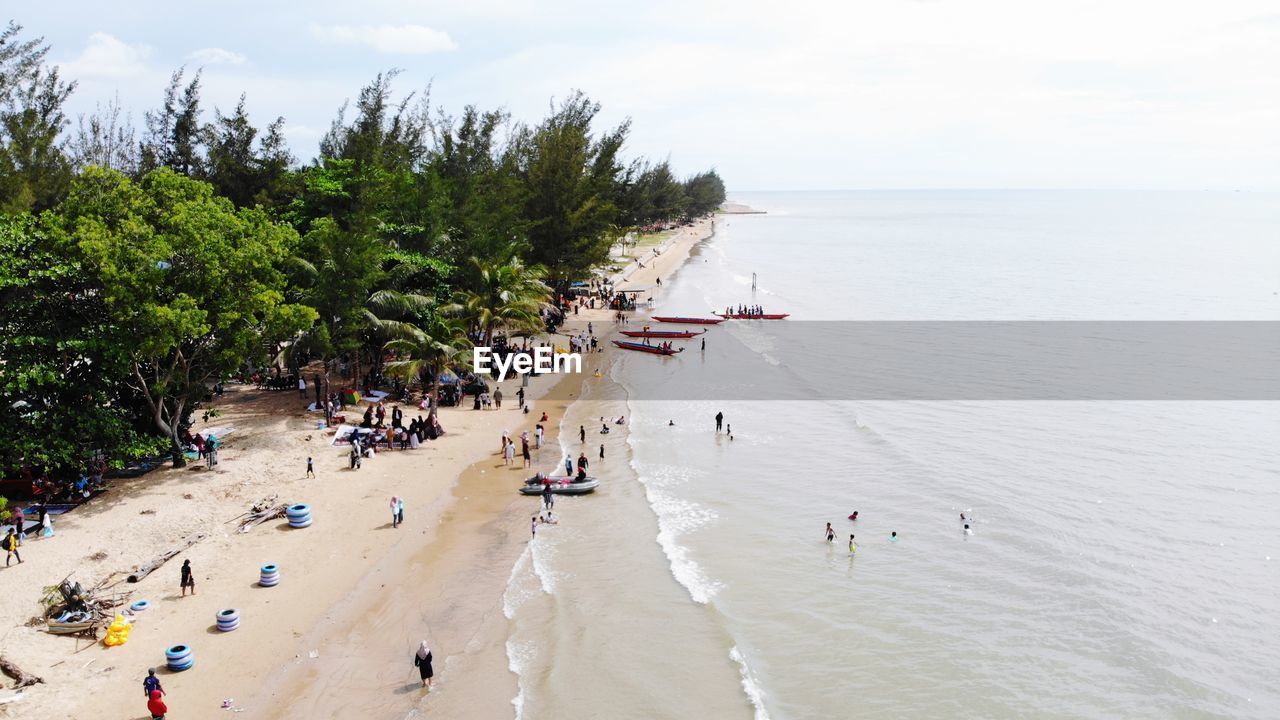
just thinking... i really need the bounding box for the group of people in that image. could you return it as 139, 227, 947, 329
725, 304, 768, 316
501, 430, 535, 468
824, 512, 975, 554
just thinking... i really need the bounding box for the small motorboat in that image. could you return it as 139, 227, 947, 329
713, 312, 791, 319
520, 474, 600, 495
619, 329, 706, 339
613, 340, 684, 355
650, 316, 725, 325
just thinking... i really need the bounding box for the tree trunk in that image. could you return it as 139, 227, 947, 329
169, 399, 187, 468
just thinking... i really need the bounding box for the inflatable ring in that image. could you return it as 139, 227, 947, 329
288, 519, 313, 528
286, 504, 311, 517
217, 609, 239, 623
261, 564, 278, 574
130, 600, 151, 612
217, 620, 240, 632
165, 644, 192, 661
169, 658, 194, 671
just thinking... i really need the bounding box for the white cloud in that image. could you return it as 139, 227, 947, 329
309, 24, 457, 54
57, 32, 151, 79
187, 47, 248, 66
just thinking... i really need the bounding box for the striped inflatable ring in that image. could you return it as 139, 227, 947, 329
288, 518, 313, 528
286, 504, 311, 518
168, 658, 194, 671
165, 644, 192, 661
130, 600, 151, 612
216, 619, 240, 632
261, 564, 278, 574
217, 609, 239, 623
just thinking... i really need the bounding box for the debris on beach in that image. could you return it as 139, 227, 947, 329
237, 496, 287, 533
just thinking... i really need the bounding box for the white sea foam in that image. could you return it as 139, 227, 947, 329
506, 639, 536, 720
635, 461, 722, 603
502, 545, 537, 619
730, 645, 772, 720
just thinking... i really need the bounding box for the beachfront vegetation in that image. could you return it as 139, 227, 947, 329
0, 21, 725, 478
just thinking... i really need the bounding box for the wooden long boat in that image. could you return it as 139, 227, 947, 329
713, 312, 791, 320
650, 316, 724, 325
619, 329, 706, 339
612, 340, 684, 355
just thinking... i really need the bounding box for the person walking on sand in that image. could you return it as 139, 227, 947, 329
147, 688, 168, 719
522, 439, 532, 468
143, 668, 164, 699
494, 388, 503, 408
4, 528, 21, 566
599, 443, 605, 460
180, 559, 195, 596
715, 411, 724, 432
414, 641, 434, 689
580, 425, 586, 443
306, 456, 315, 478
504, 440, 515, 466
535, 424, 544, 449
391, 496, 401, 528
825, 523, 835, 542
531, 516, 539, 539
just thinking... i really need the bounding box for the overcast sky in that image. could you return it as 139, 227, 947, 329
16, 0, 1280, 190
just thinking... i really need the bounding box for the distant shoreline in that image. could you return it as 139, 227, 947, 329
719, 201, 765, 214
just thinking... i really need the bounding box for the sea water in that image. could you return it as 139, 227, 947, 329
505, 191, 1280, 719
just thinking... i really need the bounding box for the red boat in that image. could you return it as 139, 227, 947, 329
713, 312, 791, 320
619, 329, 706, 339
612, 340, 684, 355
650, 316, 724, 325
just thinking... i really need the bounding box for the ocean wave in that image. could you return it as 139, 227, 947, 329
730, 645, 773, 720
506, 639, 536, 720
502, 545, 539, 619
634, 462, 723, 603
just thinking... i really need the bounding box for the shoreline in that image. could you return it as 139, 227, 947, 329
245, 216, 721, 718
0, 216, 718, 719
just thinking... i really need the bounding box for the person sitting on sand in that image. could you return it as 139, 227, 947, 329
600, 423, 610, 434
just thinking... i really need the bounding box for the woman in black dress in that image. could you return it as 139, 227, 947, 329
414, 641, 433, 688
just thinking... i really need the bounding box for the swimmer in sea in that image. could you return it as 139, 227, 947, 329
848, 535, 857, 554
848, 511, 859, 521
889, 531, 898, 542
669, 420, 675, 426
963, 524, 973, 535
960, 512, 966, 522
825, 523, 835, 542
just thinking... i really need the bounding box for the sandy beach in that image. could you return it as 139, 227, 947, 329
0, 214, 721, 719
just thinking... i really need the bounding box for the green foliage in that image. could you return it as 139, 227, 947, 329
0, 213, 165, 475
0, 29, 729, 477
47, 167, 316, 465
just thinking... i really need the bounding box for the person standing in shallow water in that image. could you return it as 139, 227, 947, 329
825, 523, 835, 542
414, 641, 434, 689
848, 535, 857, 554
715, 411, 724, 432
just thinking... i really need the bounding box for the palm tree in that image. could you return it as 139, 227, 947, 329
452, 254, 551, 346
367, 290, 470, 405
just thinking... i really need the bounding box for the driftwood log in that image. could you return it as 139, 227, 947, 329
126, 533, 206, 583
0, 654, 43, 688
238, 503, 287, 533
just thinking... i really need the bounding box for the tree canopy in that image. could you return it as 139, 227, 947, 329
0, 20, 726, 477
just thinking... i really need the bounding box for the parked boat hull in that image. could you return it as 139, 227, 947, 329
612, 340, 684, 355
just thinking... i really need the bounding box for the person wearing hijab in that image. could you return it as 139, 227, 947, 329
147, 688, 168, 718
414, 641, 434, 688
